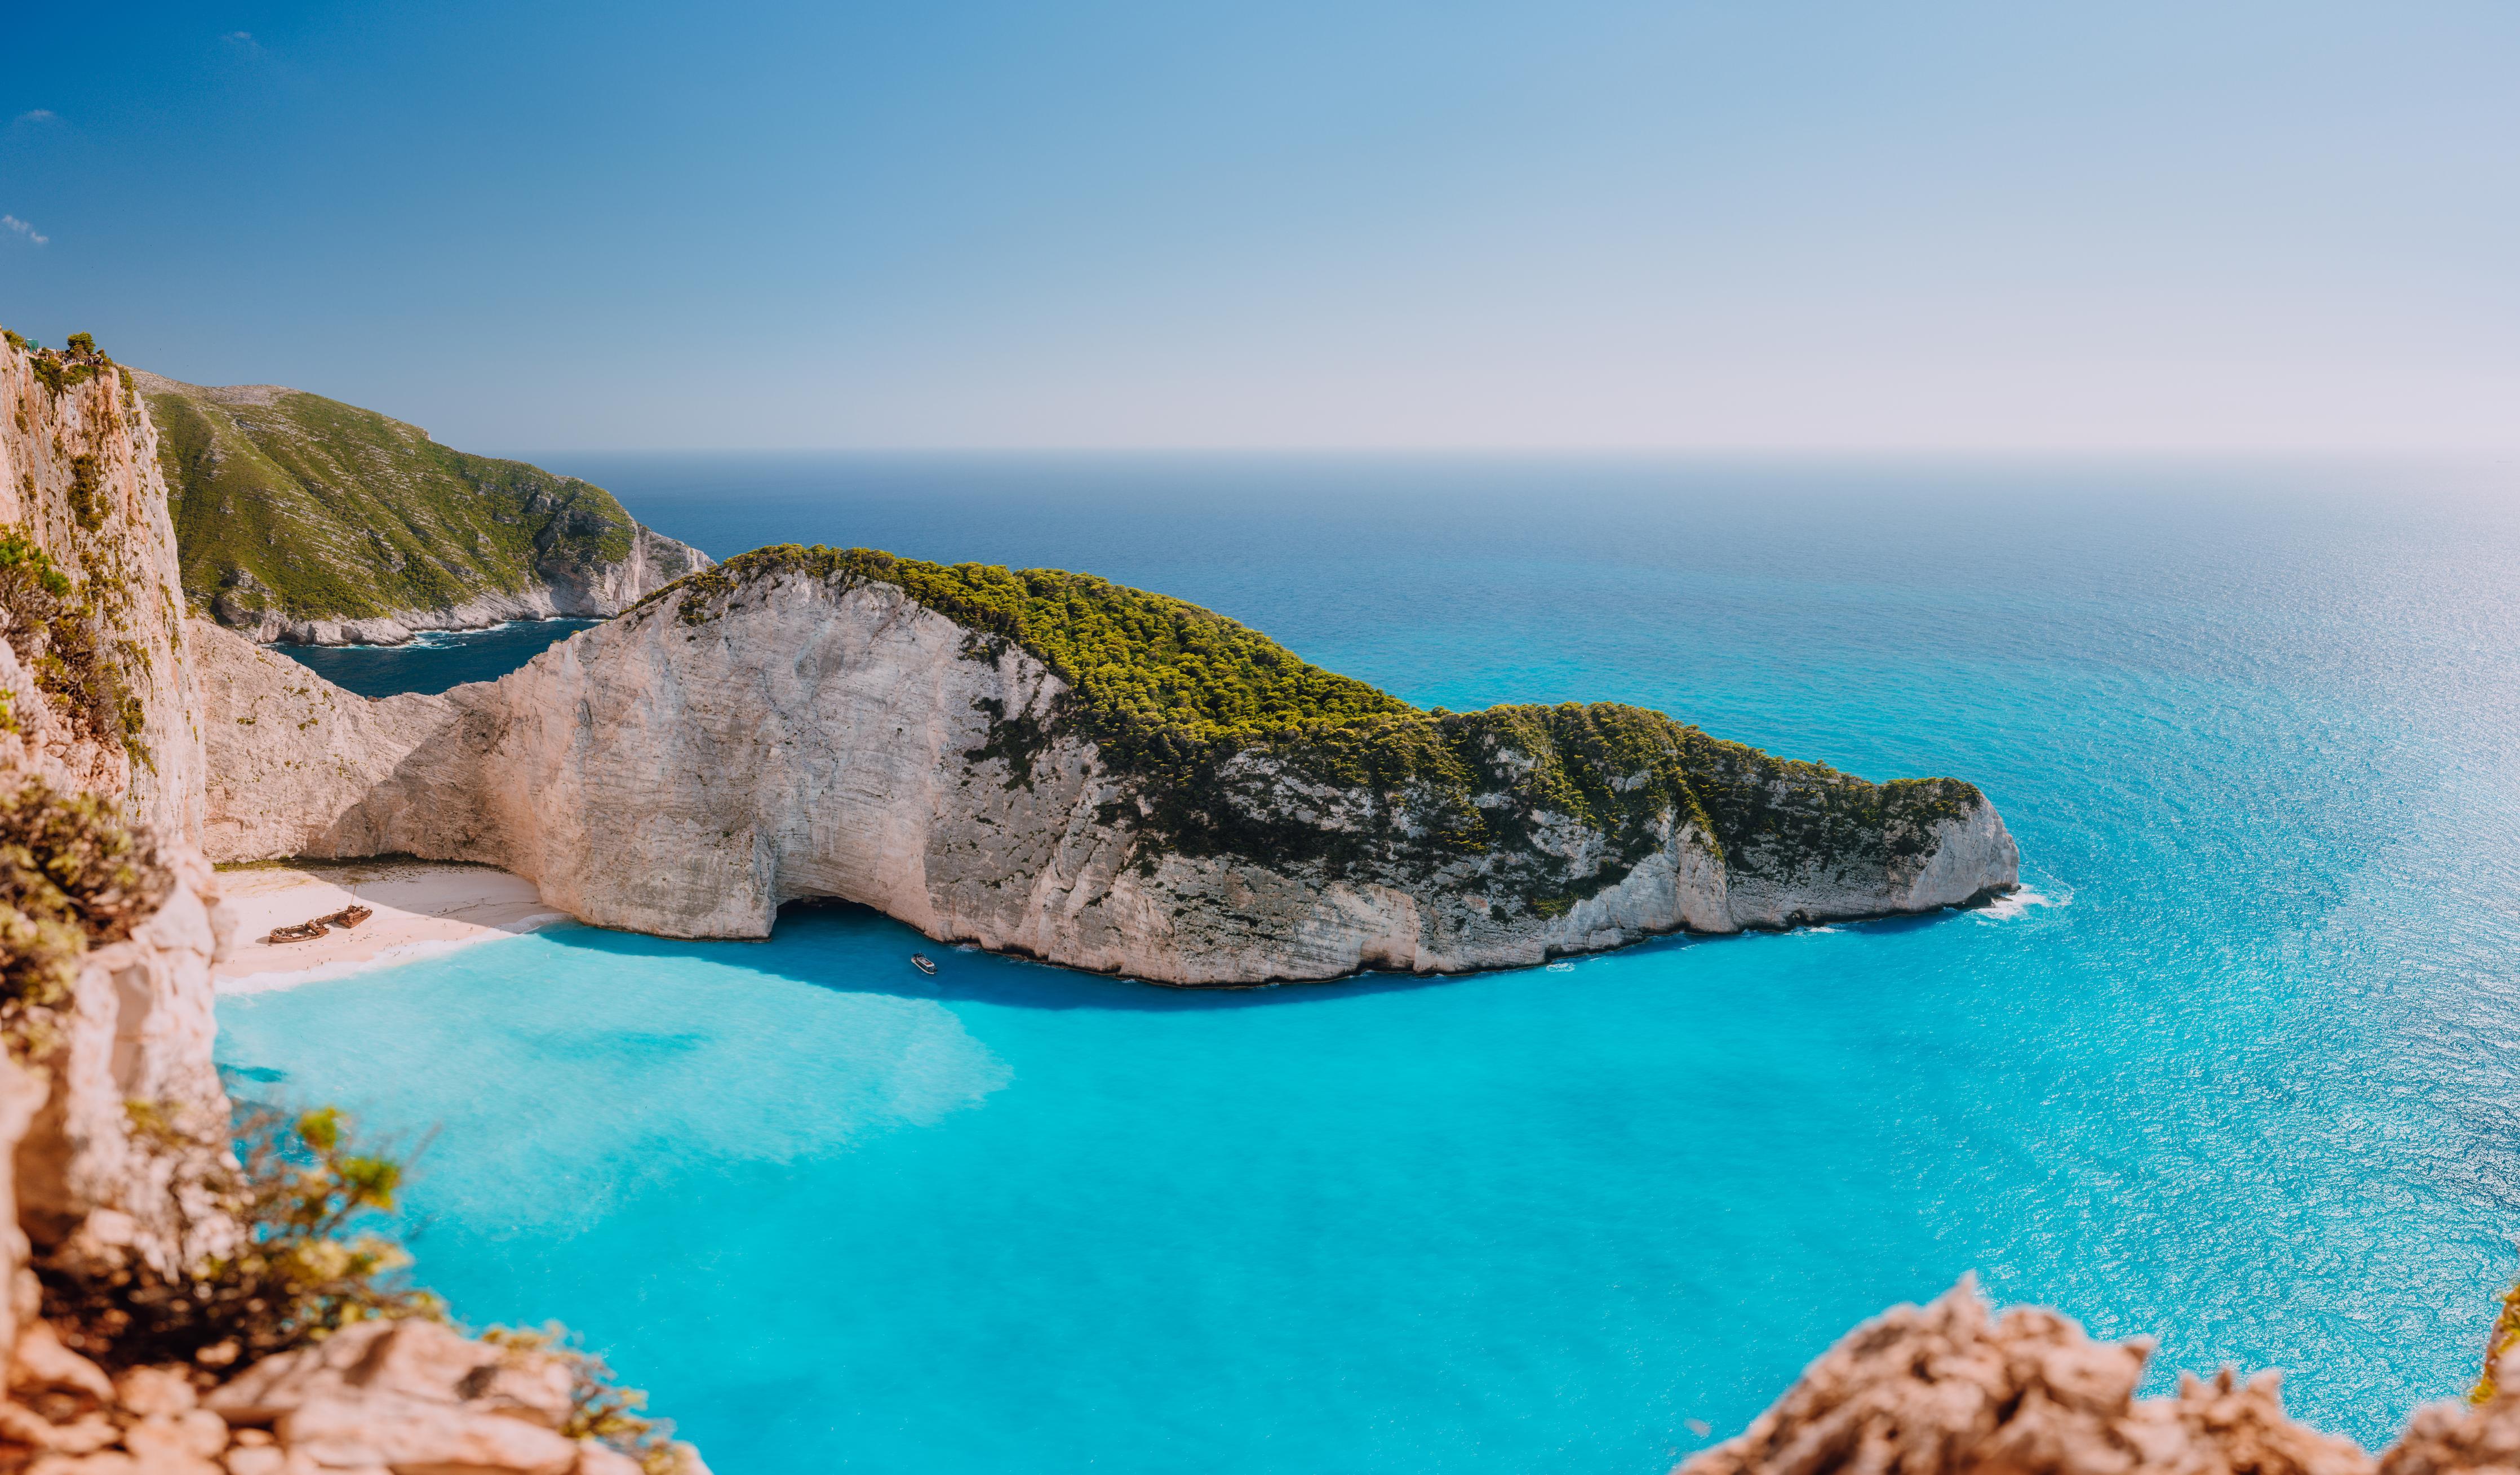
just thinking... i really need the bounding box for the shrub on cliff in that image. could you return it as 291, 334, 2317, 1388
0, 528, 146, 765
45, 1106, 437, 1368
0, 778, 171, 1054
46, 1106, 682, 1466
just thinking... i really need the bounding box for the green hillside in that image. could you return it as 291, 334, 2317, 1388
137, 371, 655, 627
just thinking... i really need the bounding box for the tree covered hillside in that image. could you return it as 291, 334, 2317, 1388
135, 370, 675, 628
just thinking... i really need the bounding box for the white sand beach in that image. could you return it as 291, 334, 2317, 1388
212, 860, 569, 993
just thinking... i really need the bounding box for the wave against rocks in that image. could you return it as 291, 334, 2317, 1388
198, 545, 2020, 984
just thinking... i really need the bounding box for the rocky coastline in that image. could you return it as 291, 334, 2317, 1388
193, 548, 2021, 984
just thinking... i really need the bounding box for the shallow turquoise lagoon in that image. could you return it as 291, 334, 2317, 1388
227, 460, 2520, 1473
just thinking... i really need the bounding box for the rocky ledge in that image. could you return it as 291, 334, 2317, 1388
1, 1313, 701, 1475
1682, 1278, 2520, 1475
197, 545, 2019, 984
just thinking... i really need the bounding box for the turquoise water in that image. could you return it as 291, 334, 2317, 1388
220, 458, 2520, 1472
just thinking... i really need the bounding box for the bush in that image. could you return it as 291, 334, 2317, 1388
42, 1106, 438, 1368
481, 1323, 685, 1473
64, 333, 95, 357
43, 1106, 682, 1470
0, 528, 143, 762
67, 454, 104, 531
0, 778, 170, 1054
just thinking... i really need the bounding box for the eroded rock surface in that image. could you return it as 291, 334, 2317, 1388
1674, 1279, 2520, 1475
0, 344, 205, 841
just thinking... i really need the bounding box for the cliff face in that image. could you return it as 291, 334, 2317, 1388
134, 370, 709, 646
0, 333, 232, 1281
0, 330, 701, 1475
197, 549, 2020, 983
0, 341, 205, 841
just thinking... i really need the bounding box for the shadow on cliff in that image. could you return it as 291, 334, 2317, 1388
512, 896, 1959, 1014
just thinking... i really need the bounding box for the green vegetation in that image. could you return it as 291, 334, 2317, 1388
43, 1104, 443, 1368
654, 545, 1983, 894
141, 375, 654, 626
43, 1105, 677, 1468
0, 779, 171, 1055
0, 529, 146, 768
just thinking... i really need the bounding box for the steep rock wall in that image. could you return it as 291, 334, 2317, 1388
196, 566, 2019, 984
0, 343, 205, 841
0, 334, 229, 1276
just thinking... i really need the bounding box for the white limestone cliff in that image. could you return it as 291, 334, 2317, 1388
194, 567, 2020, 984
0, 343, 230, 1276
0, 349, 205, 842
0, 333, 698, 1475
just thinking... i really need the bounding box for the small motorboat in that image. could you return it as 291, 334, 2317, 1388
266, 919, 330, 945
323, 904, 374, 930
910, 954, 938, 976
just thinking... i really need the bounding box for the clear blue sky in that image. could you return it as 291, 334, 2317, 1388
3, 2, 2513, 452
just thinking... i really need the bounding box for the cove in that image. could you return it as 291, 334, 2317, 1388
218, 459, 2520, 1473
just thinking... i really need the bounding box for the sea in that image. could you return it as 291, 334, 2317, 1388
220, 454, 2520, 1474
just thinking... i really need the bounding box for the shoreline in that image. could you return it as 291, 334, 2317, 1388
212, 859, 567, 993
259, 614, 602, 652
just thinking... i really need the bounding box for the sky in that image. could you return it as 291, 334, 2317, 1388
2, 1, 2514, 453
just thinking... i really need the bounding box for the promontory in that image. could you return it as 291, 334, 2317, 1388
196, 544, 2021, 984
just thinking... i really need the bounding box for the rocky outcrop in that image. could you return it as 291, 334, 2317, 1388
133, 369, 709, 648
1682, 1278, 2520, 1475
14, 841, 232, 1283
194, 554, 2020, 984
0, 343, 205, 841
0, 337, 228, 1277
1682, 1281, 2373, 1475
0, 1307, 706, 1475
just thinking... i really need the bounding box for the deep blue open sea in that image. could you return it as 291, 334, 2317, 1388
225, 455, 2520, 1474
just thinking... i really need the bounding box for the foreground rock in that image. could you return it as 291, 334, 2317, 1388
1682, 1279, 2520, 1475
196, 548, 2020, 984
0, 1312, 706, 1475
